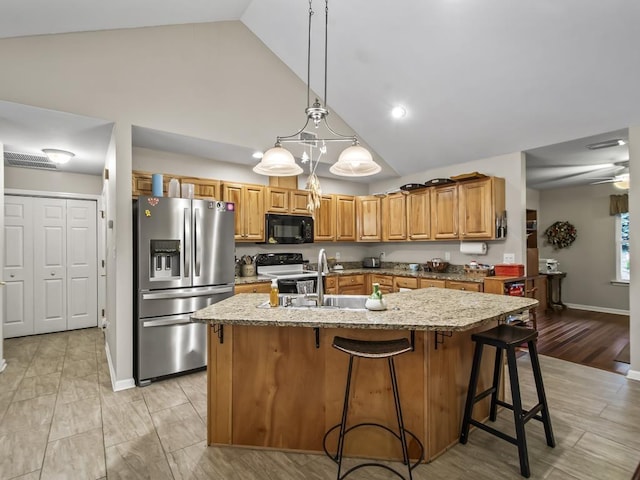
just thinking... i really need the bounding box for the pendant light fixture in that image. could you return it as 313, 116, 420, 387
253, 0, 380, 193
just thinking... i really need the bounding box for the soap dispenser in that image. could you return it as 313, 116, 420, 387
269, 279, 279, 307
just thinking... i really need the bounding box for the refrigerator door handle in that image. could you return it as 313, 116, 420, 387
194, 208, 201, 277
183, 207, 190, 278
141, 285, 234, 300
143, 315, 192, 328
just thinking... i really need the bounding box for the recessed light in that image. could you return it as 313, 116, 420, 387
391, 106, 406, 119
252, 151, 264, 159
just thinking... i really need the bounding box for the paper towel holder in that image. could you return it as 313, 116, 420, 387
460, 241, 488, 255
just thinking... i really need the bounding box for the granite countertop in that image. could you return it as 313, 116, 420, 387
234, 268, 486, 285
191, 288, 537, 332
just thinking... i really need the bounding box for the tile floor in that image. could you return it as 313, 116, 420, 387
1, 327, 639, 479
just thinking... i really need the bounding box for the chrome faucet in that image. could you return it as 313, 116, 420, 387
317, 248, 327, 307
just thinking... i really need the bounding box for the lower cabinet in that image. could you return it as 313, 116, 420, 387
338, 274, 366, 295
367, 274, 394, 294
420, 278, 446, 289
3, 195, 98, 338
393, 276, 419, 292
445, 281, 483, 292
235, 282, 271, 294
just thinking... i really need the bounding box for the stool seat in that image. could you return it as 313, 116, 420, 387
471, 324, 538, 348
332, 336, 412, 358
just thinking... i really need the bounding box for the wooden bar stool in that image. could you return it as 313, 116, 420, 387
323, 336, 424, 480
460, 324, 555, 478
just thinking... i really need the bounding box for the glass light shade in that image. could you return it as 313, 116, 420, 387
42, 148, 74, 164
329, 145, 381, 177
253, 146, 303, 176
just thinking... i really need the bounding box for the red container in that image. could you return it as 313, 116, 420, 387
494, 264, 525, 276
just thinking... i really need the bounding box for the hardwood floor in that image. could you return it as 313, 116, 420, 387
535, 308, 630, 375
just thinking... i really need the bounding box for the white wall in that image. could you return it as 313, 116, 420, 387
5, 167, 102, 195
526, 188, 540, 211
628, 126, 639, 381
538, 183, 629, 313
368, 152, 527, 268
0, 141, 5, 373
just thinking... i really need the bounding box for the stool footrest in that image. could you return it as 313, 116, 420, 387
323, 422, 424, 466
469, 419, 518, 446
495, 400, 545, 423
473, 386, 498, 404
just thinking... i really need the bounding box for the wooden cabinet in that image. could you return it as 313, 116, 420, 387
222, 183, 265, 242
407, 189, 431, 241
483, 276, 526, 295
235, 282, 271, 294
131, 171, 220, 200
337, 274, 366, 295
382, 193, 407, 241
366, 274, 394, 294
393, 276, 419, 292
526, 275, 547, 313
431, 185, 458, 239
315, 195, 337, 242
445, 280, 483, 292
324, 276, 338, 294
357, 195, 382, 242
336, 195, 356, 242
265, 187, 311, 215
458, 177, 505, 240
420, 278, 446, 289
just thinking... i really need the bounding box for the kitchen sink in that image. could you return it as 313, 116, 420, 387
258, 294, 369, 311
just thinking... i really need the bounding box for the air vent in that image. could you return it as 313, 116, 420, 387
4, 152, 58, 170
299, 131, 318, 147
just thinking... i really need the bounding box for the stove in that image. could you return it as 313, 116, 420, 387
255, 253, 320, 293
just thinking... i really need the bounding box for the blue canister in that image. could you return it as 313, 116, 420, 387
151, 174, 163, 197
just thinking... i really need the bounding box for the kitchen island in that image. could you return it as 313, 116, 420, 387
191, 288, 537, 462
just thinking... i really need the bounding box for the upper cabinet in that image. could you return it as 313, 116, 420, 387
336, 195, 356, 241
131, 171, 220, 200
407, 189, 431, 240
265, 187, 311, 215
222, 182, 265, 242
382, 192, 407, 241
314, 195, 337, 242
458, 177, 505, 240
431, 184, 459, 239
356, 195, 382, 242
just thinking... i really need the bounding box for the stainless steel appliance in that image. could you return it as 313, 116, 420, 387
264, 214, 314, 244
134, 196, 235, 386
256, 253, 320, 293
363, 256, 381, 268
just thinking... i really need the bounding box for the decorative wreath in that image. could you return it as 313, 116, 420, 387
544, 221, 577, 249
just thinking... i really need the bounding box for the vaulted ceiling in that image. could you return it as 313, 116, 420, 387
1, 0, 638, 188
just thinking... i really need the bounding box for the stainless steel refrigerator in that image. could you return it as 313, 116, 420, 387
134, 196, 235, 386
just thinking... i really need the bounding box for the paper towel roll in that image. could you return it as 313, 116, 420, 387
460, 241, 487, 255
151, 174, 163, 197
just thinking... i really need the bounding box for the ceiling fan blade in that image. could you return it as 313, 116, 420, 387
590, 179, 615, 184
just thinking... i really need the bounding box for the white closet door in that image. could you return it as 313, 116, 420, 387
34, 198, 67, 334
3, 196, 34, 338
66, 200, 97, 330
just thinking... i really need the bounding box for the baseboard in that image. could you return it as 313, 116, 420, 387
627, 370, 640, 382
564, 303, 630, 316
104, 340, 136, 392
0, 358, 6, 373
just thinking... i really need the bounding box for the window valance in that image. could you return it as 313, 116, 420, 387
609, 194, 628, 215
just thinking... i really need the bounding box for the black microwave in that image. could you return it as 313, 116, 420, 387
264, 214, 314, 244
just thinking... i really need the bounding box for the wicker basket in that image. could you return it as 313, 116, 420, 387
426, 261, 449, 273
463, 266, 492, 278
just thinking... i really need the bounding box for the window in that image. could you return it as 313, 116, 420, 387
616, 212, 630, 282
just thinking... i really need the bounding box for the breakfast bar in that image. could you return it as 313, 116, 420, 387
191, 288, 537, 462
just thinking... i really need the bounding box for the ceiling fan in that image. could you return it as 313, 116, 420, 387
590, 160, 630, 188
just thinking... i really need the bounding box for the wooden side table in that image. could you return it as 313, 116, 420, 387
543, 272, 567, 311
